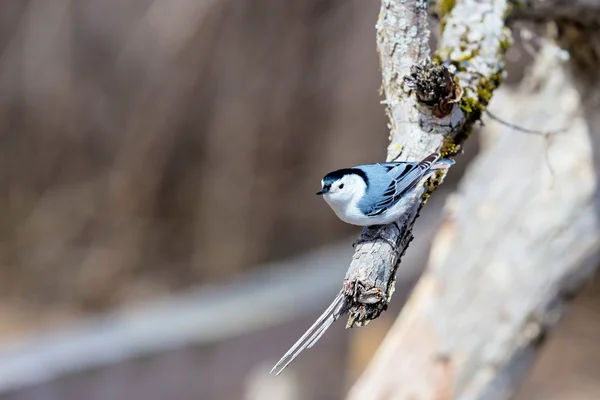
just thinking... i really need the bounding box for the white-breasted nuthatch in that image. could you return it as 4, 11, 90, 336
270, 152, 454, 376
316, 152, 455, 226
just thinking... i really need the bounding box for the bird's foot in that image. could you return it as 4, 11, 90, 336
378, 236, 398, 250
352, 237, 367, 249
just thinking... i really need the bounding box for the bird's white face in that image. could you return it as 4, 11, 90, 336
320, 174, 365, 206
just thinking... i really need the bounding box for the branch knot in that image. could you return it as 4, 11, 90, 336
404, 59, 463, 118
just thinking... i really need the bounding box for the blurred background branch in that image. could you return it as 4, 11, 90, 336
509, 0, 600, 26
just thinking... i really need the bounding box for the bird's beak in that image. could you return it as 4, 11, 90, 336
316, 188, 327, 195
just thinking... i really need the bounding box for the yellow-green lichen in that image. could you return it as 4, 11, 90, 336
479, 71, 503, 104
460, 95, 481, 113
437, 0, 456, 17
421, 171, 445, 204
431, 5, 511, 161
459, 70, 503, 118
503, 0, 525, 19
499, 37, 511, 53
433, 32, 480, 74
456, 47, 481, 66
440, 141, 458, 158
511, 1, 525, 10
431, 53, 444, 66
449, 69, 503, 149
436, 0, 456, 32
433, 49, 470, 73
499, 27, 513, 54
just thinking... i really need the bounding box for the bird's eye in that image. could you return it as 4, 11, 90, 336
339, 184, 344, 189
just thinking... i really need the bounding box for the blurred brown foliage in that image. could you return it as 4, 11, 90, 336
0, 0, 388, 317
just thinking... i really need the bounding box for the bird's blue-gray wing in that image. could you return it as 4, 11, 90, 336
363, 153, 438, 217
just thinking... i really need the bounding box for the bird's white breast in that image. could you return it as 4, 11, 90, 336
326, 199, 369, 226
324, 191, 412, 226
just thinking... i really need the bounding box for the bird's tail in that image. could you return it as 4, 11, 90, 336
270, 292, 347, 375
430, 157, 455, 170
418, 152, 455, 172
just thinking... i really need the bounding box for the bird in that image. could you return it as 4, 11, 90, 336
269, 151, 455, 376
316, 151, 454, 227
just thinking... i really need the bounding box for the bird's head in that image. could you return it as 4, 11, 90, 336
316, 168, 367, 205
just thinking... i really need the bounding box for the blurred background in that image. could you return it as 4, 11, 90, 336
0, 1, 598, 399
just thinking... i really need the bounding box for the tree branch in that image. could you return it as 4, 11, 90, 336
348, 14, 600, 400
343, 0, 511, 328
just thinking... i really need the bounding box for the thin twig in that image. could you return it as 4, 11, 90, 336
485, 109, 568, 137
485, 109, 569, 178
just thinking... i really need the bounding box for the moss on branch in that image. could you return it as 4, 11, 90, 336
430, 4, 513, 156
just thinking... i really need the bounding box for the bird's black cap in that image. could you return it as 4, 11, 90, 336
316, 168, 368, 195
